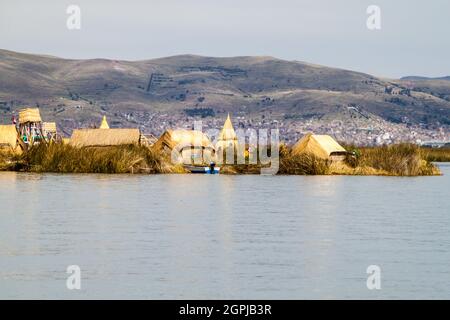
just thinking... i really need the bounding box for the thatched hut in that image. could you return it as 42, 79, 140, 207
216, 113, 239, 162
99, 116, 110, 129
292, 133, 347, 161
42, 122, 57, 142
0, 124, 24, 154
69, 128, 141, 148
152, 129, 215, 165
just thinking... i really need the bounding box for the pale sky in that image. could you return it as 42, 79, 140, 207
1, 0, 449, 78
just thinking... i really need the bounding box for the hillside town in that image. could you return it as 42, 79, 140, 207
82, 109, 450, 147
2, 100, 449, 147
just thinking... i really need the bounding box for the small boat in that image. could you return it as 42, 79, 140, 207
185, 163, 220, 174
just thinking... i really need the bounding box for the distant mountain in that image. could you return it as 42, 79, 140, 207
401, 76, 450, 81
0, 49, 449, 138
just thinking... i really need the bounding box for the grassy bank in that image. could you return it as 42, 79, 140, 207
222, 143, 440, 176
343, 144, 440, 176
21, 143, 185, 174
277, 143, 439, 176
421, 147, 450, 162
0, 142, 441, 176
0, 151, 21, 171
278, 144, 329, 175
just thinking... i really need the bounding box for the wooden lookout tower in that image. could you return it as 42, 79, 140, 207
18, 108, 44, 146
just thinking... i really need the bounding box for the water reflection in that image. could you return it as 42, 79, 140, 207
0, 165, 449, 299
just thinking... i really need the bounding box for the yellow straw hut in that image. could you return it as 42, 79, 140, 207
216, 113, 239, 151
69, 128, 141, 148
152, 129, 215, 165
99, 116, 110, 129
42, 122, 57, 142
0, 124, 24, 154
292, 133, 347, 161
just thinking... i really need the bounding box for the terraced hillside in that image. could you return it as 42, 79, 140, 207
0, 49, 449, 143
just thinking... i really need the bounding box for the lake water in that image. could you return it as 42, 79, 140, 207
0, 164, 449, 299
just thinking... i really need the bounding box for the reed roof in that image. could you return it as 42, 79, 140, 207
153, 129, 214, 151
292, 133, 347, 159
19, 108, 42, 124
69, 128, 140, 147
99, 116, 109, 129
218, 113, 237, 141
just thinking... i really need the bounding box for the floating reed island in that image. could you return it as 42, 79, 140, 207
0, 108, 447, 176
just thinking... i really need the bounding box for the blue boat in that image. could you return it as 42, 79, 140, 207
185, 163, 220, 174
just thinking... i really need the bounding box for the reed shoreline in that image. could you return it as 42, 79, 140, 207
0, 143, 446, 176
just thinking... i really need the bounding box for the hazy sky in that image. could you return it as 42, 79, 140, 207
1, 0, 449, 78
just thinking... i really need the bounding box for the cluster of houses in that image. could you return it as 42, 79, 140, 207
0, 107, 348, 166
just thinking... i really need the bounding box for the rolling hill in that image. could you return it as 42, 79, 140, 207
0, 49, 449, 143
